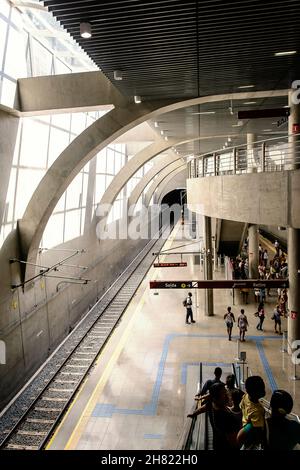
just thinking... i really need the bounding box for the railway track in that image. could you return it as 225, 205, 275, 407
0, 229, 169, 450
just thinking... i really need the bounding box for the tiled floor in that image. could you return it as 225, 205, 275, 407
48, 222, 300, 450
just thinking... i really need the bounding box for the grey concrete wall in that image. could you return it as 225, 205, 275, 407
0, 111, 19, 232
187, 170, 300, 228
0, 212, 158, 409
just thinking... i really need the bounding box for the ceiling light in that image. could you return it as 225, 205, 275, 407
225, 142, 228, 146
164, 136, 168, 141
80, 22, 92, 39
275, 51, 297, 56
228, 137, 232, 142
191, 111, 216, 115
238, 85, 255, 89
284, 105, 289, 108
263, 129, 272, 131
154, 121, 159, 127
232, 120, 243, 127
160, 130, 164, 135
243, 101, 256, 105
113, 70, 123, 80
134, 95, 141, 104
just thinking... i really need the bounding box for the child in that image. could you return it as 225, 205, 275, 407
237, 376, 266, 449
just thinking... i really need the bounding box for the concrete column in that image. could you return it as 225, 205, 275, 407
247, 133, 257, 171
248, 224, 259, 278
204, 216, 214, 316
287, 90, 300, 348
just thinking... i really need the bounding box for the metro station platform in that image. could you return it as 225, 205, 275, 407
47, 222, 300, 451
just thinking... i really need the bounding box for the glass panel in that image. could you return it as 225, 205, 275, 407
0, 18, 8, 69
106, 148, 115, 174
71, 113, 86, 135
4, 27, 27, 78
66, 173, 83, 210
15, 168, 45, 219
64, 209, 81, 242
51, 113, 71, 130
19, 119, 49, 168
31, 39, 53, 76
96, 149, 106, 173
42, 213, 64, 248
48, 127, 70, 166
5, 167, 16, 222
1, 77, 17, 108
95, 174, 106, 202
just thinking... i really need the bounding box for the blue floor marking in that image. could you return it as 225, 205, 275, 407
144, 434, 163, 439
92, 333, 280, 418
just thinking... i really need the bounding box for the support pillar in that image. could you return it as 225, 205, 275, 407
247, 133, 257, 171
248, 224, 259, 278
287, 90, 300, 349
204, 216, 214, 316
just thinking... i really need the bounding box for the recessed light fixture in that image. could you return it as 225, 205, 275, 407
154, 121, 159, 127
243, 101, 256, 105
263, 129, 272, 131
238, 85, 255, 89
160, 130, 164, 135
164, 136, 168, 141
191, 111, 216, 115
275, 51, 297, 56
113, 70, 123, 80
134, 95, 141, 104
228, 137, 232, 142
80, 22, 92, 39
225, 142, 228, 146
284, 105, 289, 108
232, 121, 243, 127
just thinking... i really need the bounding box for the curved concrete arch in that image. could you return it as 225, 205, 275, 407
144, 162, 186, 207
156, 169, 187, 205
19, 89, 287, 273
127, 153, 176, 209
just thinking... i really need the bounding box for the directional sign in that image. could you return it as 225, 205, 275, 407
149, 279, 289, 289
154, 262, 187, 268
238, 108, 290, 120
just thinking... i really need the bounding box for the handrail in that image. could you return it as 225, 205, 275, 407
188, 132, 300, 179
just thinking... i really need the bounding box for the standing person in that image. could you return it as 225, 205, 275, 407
238, 309, 249, 342
224, 306, 235, 341
272, 305, 283, 334
263, 249, 268, 267
183, 292, 196, 324
237, 376, 266, 449
198, 367, 223, 396
274, 239, 280, 257
256, 302, 265, 331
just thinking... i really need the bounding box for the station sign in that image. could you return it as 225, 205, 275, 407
153, 262, 187, 268
149, 279, 289, 289
238, 108, 290, 120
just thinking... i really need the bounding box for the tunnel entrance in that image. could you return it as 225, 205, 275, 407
160, 188, 186, 229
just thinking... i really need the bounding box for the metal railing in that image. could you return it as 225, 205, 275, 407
281, 330, 300, 381
188, 133, 300, 178
233, 359, 300, 424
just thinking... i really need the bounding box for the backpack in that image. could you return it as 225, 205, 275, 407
183, 299, 187, 307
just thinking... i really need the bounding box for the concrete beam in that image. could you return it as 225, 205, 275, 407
156, 168, 187, 204
187, 169, 300, 228
144, 163, 186, 207
127, 154, 176, 209
17, 71, 125, 115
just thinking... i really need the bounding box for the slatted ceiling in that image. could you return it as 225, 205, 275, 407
41, 0, 299, 146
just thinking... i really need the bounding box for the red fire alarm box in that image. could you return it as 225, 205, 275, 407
292, 123, 300, 134
291, 311, 298, 320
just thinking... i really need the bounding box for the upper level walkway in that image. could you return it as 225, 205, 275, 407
187, 134, 300, 228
